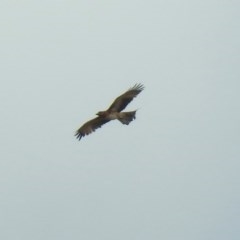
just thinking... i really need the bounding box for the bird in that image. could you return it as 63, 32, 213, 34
75, 83, 144, 140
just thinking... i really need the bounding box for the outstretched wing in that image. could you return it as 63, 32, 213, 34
107, 83, 144, 112
75, 117, 110, 140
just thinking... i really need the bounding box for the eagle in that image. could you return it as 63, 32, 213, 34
75, 83, 144, 140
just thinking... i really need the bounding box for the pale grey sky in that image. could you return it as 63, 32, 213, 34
1, 1, 240, 239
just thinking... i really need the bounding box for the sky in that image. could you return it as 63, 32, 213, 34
1, 0, 240, 239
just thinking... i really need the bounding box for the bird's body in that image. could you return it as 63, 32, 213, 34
96, 111, 118, 120
75, 83, 144, 140
97, 111, 136, 122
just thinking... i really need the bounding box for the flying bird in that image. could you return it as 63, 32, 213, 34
75, 83, 144, 140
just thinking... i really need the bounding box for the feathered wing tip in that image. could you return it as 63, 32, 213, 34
118, 111, 136, 125
75, 131, 83, 140
75, 128, 89, 140
129, 83, 145, 92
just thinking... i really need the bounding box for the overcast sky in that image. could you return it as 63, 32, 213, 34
1, 1, 240, 239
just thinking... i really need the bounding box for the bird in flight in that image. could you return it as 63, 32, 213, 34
75, 83, 144, 140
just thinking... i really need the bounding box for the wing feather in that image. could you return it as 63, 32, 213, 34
75, 117, 110, 140
107, 83, 144, 112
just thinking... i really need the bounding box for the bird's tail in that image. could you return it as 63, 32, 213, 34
118, 111, 136, 125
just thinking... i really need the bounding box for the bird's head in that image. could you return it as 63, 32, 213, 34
96, 111, 105, 117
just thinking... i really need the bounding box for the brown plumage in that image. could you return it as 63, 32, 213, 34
75, 83, 144, 140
